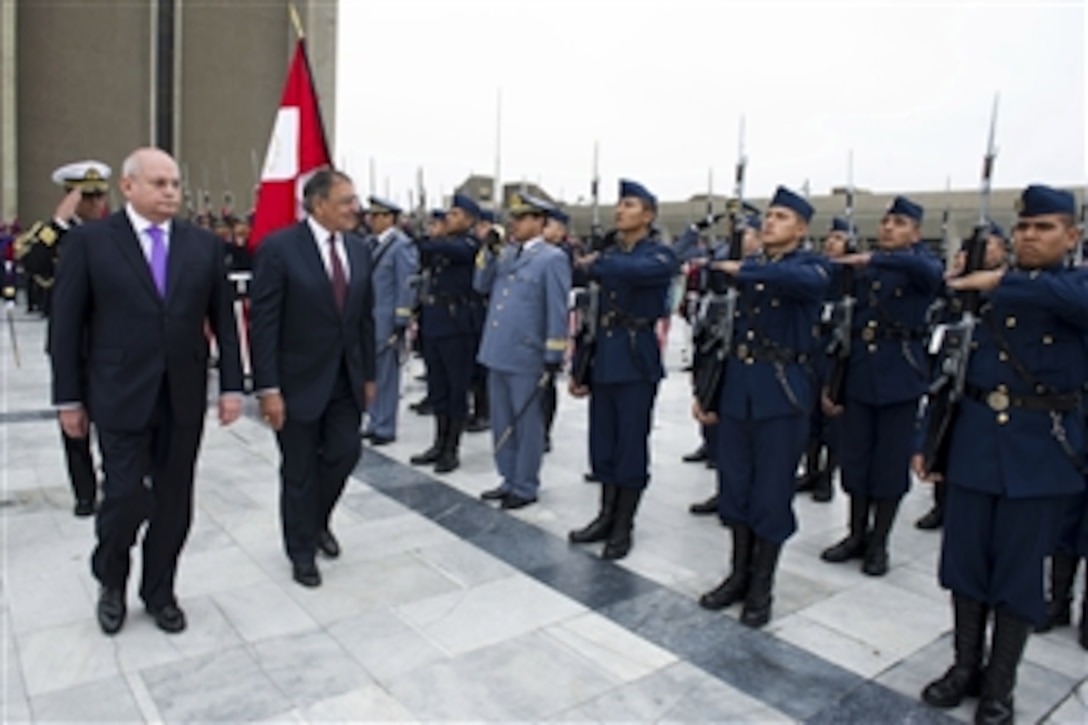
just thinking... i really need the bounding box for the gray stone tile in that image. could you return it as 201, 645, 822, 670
211, 581, 318, 643
394, 574, 584, 656
327, 608, 449, 686
769, 612, 901, 679
252, 630, 373, 707
29, 674, 143, 722
17, 618, 119, 697
384, 630, 620, 721
140, 646, 291, 722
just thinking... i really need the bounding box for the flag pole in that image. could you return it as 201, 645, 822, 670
289, 4, 305, 38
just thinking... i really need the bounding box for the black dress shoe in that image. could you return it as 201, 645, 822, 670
370, 435, 396, 446
74, 498, 97, 517
500, 494, 537, 510
317, 530, 341, 559
480, 487, 507, 501
96, 587, 126, 635
293, 562, 322, 588
465, 416, 490, 433
915, 506, 943, 530
147, 602, 187, 634
682, 445, 708, 463
583, 472, 599, 483
361, 430, 376, 441
688, 495, 719, 515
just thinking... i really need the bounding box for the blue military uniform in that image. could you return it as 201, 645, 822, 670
920, 186, 1088, 723
824, 196, 943, 576
361, 197, 418, 443
697, 187, 829, 629
410, 194, 483, 473
568, 179, 679, 560
475, 194, 571, 507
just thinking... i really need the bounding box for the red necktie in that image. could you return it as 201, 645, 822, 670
328, 235, 347, 313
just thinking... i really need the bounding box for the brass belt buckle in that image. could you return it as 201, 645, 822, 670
861, 327, 876, 342
986, 390, 1010, 412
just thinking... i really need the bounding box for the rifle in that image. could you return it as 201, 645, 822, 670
3, 260, 19, 367
693, 116, 746, 411
571, 142, 602, 387
921, 94, 999, 475
221, 159, 234, 220
825, 152, 859, 406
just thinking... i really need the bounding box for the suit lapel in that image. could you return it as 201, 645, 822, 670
110, 212, 161, 303
165, 220, 190, 305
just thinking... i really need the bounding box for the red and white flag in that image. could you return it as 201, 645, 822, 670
249, 38, 331, 251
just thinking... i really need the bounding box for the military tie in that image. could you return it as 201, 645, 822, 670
328, 234, 347, 313
147, 225, 167, 297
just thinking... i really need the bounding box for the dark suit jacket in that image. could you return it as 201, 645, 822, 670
49, 211, 244, 431
249, 221, 376, 423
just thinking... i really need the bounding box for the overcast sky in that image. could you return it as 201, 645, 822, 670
335, 0, 1085, 207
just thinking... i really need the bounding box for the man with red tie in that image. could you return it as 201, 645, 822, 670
50, 147, 244, 636
250, 169, 377, 588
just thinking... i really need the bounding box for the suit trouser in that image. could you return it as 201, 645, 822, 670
840, 399, 916, 500
488, 369, 545, 499
589, 381, 657, 490
716, 413, 808, 544
366, 345, 400, 438
941, 483, 1067, 626
423, 334, 475, 421
61, 423, 97, 502
93, 385, 204, 608
276, 369, 362, 565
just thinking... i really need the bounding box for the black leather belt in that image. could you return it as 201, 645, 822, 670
854, 325, 927, 342
601, 313, 654, 330
732, 343, 808, 365
965, 384, 1081, 413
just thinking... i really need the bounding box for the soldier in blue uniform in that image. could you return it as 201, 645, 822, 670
541, 205, 574, 451
408, 208, 451, 416
361, 197, 418, 445
797, 216, 854, 504
913, 184, 1088, 724
475, 194, 571, 509
693, 187, 830, 628
567, 179, 679, 560
409, 194, 482, 473
820, 196, 943, 576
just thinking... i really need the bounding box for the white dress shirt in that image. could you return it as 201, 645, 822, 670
307, 216, 349, 282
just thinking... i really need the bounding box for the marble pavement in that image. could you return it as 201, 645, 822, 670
1, 307, 1084, 723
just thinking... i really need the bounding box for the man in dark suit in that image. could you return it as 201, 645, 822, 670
50, 147, 244, 636
249, 169, 377, 589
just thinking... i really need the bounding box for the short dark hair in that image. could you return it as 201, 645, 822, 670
302, 169, 352, 213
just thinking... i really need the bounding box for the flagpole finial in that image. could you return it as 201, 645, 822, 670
289, 4, 305, 38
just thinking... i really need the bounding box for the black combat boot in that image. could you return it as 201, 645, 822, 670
568, 485, 618, 544
974, 610, 1031, 725
795, 440, 823, 493
466, 383, 490, 433
688, 494, 720, 515
601, 487, 644, 560
740, 537, 782, 628
433, 418, 464, 473
916, 480, 945, 531
811, 449, 836, 503
922, 595, 988, 708
862, 498, 900, 576
821, 495, 869, 563
699, 525, 753, 610
410, 415, 447, 465
1035, 551, 1079, 632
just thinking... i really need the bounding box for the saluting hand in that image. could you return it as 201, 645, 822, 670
260, 392, 286, 431
946, 268, 1005, 293
53, 189, 82, 224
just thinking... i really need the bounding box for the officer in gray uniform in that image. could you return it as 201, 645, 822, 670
476, 194, 571, 509
361, 196, 418, 445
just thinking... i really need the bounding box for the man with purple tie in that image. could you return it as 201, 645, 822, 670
49, 147, 244, 636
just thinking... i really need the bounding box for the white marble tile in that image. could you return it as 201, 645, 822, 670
543, 611, 677, 682
1026, 629, 1088, 677
301, 683, 416, 722
1044, 680, 1087, 724
6, 569, 93, 635
252, 630, 373, 707
327, 608, 449, 686
314, 551, 463, 617
768, 612, 901, 679
394, 574, 585, 656
29, 674, 143, 722
211, 581, 318, 643
410, 539, 518, 588
174, 543, 268, 598
17, 619, 119, 697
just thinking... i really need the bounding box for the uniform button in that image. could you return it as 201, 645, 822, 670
745, 357, 754, 365
872, 281, 882, 290
997, 383, 1008, 392
746, 330, 755, 340
1042, 335, 1053, 344
970, 341, 979, 350
496, 303, 504, 310
606, 331, 613, 338
734, 311, 741, 318
998, 351, 1008, 361
508, 274, 515, 280
868, 344, 877, 353
492, 321, 499, 327
997, 412, 1009, 425
867, 320, 877, 328
894, 288, 903, 297
1005, 316, 1016, 328
752, 308, 760, 315
771, 298, 780, 307
755, 283, 765, 292
503, 289, 509, 296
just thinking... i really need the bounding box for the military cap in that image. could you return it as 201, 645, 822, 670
1017, 185, 1075, 218
479, 208, 497, 224
430, 209, 447, 221
769, 186, 814, 223
986, 219, 1006, 239
619, 179, 657, 208
51, 160, 111, 194
366, 196, 402, 215
547, 207, 571, 225
830, 216, 854, 233
451, 193, 482, 219
508, 192, 554, 218
886, 195, 924, 223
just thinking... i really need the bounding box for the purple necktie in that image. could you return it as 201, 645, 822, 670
147, 225, 167, 296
